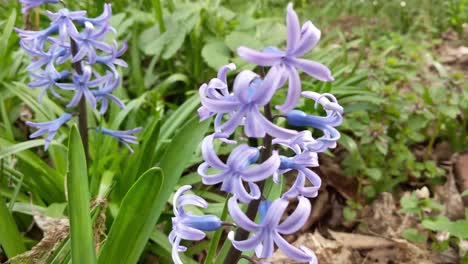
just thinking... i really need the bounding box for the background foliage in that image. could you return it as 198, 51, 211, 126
0, 0, 466, 263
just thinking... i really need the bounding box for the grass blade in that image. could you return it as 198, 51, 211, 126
67, 125, 96, 264
0, 198, 26, 258
98, 167, 164, 264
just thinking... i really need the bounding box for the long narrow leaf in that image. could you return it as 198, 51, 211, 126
98, 167, 164, 264
0, 198, 26, 258
154, 116, 210, 222
67, 126, 96, 264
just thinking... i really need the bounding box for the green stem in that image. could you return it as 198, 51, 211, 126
90, 116, 103, 196
152, 0, 166, 33
70, 39, 90, 165
204, 194, 231, 264
424, 118, 441, 160
8, 172, 24, 212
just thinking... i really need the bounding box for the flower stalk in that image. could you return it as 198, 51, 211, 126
70, 38, 89, 164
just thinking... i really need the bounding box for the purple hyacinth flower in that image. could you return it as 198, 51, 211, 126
228, 196, 314, 262
199, 65, 297, 139
170, 185, 222, 264
69, 21, 114, 64
28, 63, 70, 102
98, 127, 142, 153
92, 76, 125, 114
237, 3, 333, 113
95, 40, 128, 75
278, 151, 321, 199
198, 63, 236, 121
46, 8, 86, 42
198, 135, 280, 203
19, 0, 59, 14
272, 130, 317, 155
15, 24, 59, 50
76, 3, 113, 29
286, 92, 343, 153
22, 43, 70, 71
26, 113, 72, 150
56, 65, 110, 108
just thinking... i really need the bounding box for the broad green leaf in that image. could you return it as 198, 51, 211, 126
154, 116, 210, 222
98, 168, 164, 264
119, 119, 161, 197
402, 228, 426, 244
225, 31, 263, 51
0, 198, 26, 258
67, 126, 96, 264
202, 41, 231, 70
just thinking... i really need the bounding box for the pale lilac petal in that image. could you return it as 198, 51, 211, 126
252, 66, 284, 106
237, 47, 283, 66
233, 70, 259, 104
218, 108, 245, 136
241, 151, 280, 182
173, 186, 191, 216
275, 65, 301, 113
217, 63, 236, 84
262, 198, 288, 228
228, 197, 259, 232
233, 176, 259, 203
228, 231, 263, 251
290, 21, 321, 57
199, 84, 240, 113
273, 232, 312, 262
277, 196, 311, 234
226, 144, 259, 171
257, 232, 275, 258
244, 109, 265, 138
171, 237, 183, 264
289, 58, 334, 82
177, 194, 208, 210
201, 135, 227, 169
198, 163, 230, 185
286, 3, 301, 54
175, 224, 206, 241
300, 246, 319, 264
253, 108, 297, 139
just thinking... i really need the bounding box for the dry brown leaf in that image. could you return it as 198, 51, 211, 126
328, 230, 394, 249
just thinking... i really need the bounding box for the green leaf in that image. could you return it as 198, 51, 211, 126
98, 168, 164, 264
365, 168, 382, 181
0, 11, 16, 60
154, 116, 210, 223
202, 41, 231, 70
343, 207, 357, 221
461, 189, 468, 197
0, 139, 65, 160
402, 228, 426, 244
67, 126, 96, 264
422, 216, 468, 239
0, 198, 26, 258
225, 32, 263, 51
399, 193, 420, 213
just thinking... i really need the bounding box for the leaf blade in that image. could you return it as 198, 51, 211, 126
98, 167, 164, 264
67, 126, 96, 264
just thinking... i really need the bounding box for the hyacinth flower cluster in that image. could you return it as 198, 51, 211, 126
17, 1, 140, 152
170, 3, 343, 264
